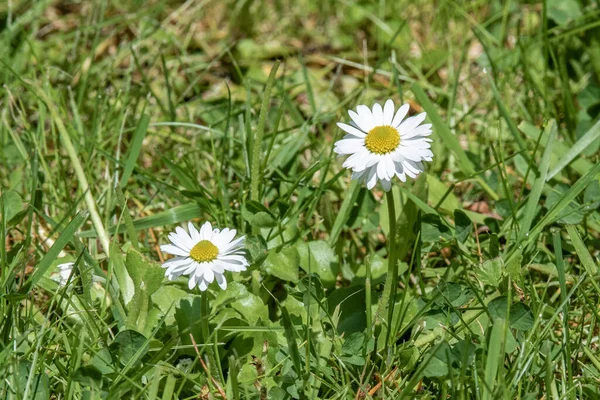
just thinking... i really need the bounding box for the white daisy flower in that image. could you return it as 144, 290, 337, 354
334, 99, 433, 191
52, 262, 75, 286
160, 221, 248, 291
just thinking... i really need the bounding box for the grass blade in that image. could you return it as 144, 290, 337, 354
78, 203, 202, 238
328, 180, 361, 245
120, 113, 150, 187
250, 61, 280, 207
566, 225, 599, 276
547, 119, 600, 180
20, 212, 87, 292
519, 121, 594, 177
412, 83, 499, 200
518, 120, 556, 241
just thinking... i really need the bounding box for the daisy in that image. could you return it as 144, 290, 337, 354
160, 221, 248, 291
334, 99, 433, 191
52, 262, 75, 286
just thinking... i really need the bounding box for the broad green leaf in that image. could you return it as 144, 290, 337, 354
427, 175, 460, 214
295, 241, 338, 288
476, 258, 504, 287
109, 329, 148, 367
152, 285, 191, 325
125, 248, 164, 295
454, 210, 472, 243
421, 213, 452, 243
488, 296, 534, 330
422, 342, 456, 378
262, 246, 299, 283
433, 282, 473, 307
214, 282, 268, 324
72, 366, 103, 389
547, 0, 582, 25
0, 191, 24, 225
242, 200, 277, 228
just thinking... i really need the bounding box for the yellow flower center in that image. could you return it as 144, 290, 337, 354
364, 125, 400, 154
189, 240, 219, 263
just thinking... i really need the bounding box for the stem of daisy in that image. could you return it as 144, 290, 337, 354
250, 61, 280, 229
200, 291, 212, 369
383, 189, 399, 360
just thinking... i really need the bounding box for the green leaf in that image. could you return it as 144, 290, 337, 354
152, 285, 191, 325
213, 282, 269, 324
422, 342, 456, 378
488, 296, 534, 330
295, 241, 338, 288
547, 0, 582, 25
245, 234, 268, 265
242, 200, 277, 228
454, 210, 472, 243
72, 365, 103, 389
476, 258, 504, 287
427, 175, 460, 214
1, 191, 24, 225
262, 246, 299, 283
125, 248, 164, 295
421, 213, 452, 243
433, 282, 473, 307
109, 329, 148, 367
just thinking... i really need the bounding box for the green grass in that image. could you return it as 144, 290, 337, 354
1, 0, 600, 398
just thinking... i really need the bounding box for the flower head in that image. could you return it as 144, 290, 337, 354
334, 99, 433, 191
160, 222, 248, 291
52, 262, 75, 286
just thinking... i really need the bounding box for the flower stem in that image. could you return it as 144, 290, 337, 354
383, 189, 399, 360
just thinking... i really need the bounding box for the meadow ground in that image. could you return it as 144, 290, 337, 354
1, 0, 600, 398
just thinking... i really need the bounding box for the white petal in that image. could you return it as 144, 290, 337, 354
160, 244, 189, 257
372, 103, 384, 126
355, 105, 376, 132
198, 278, 208, 291
402, 139, 431, 149
334, 138, 364, 155
366, 167, 378, 190
399, 113, 427, 134
204, 268, 214, 283
383, 100, 394, 126
188, 222, 200, 242
215, 273, 227, 290
213, 228, 236, 250
337, 122, 366, 138
377, 159, 388, 180
168, 232, 192, 252
342, 149, 370, 171
199, 222, 212, 240
391, 104, 410, 127
220, 236, 245, 253
402, 123, 432, 139
174, 227, 194, 248
381, 179, 392, 192
162, 256, 190, 268
188, 275, 198, 290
